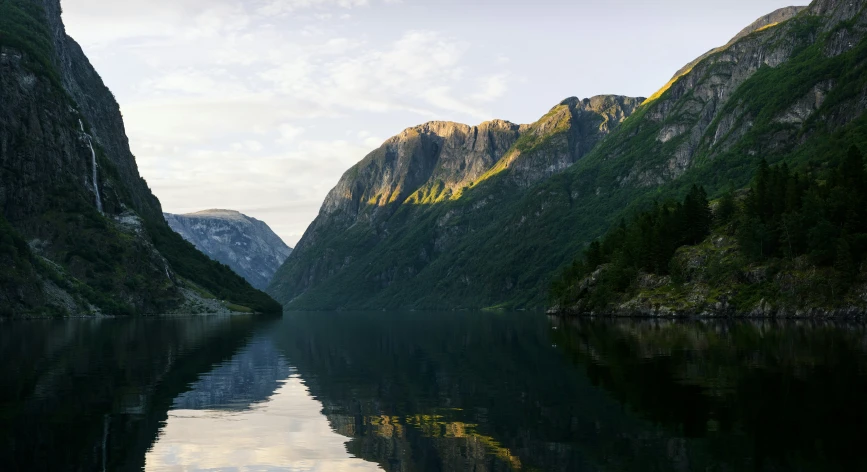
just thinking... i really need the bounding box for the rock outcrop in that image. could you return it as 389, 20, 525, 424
665, 6, 808, 85
165, 210, 292, 291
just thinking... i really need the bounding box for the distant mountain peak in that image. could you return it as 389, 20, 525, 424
184, 209, 248, 220
164, 211, 292, 291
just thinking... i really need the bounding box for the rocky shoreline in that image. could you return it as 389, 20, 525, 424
548, 303, 867, 320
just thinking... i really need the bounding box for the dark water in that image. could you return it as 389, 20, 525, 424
2, 313, 867, 471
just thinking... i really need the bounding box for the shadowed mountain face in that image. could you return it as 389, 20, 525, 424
164, 210, 292, 291
0, 0, 280, 315
270, 0, 867, 311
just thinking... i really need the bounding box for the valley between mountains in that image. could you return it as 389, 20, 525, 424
268, 0, 867, 315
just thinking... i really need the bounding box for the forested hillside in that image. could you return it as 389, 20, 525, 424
271, 0, 867, 312
552, 146, 867, 316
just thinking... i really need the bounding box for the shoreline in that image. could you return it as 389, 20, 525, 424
547, 307, 867, 320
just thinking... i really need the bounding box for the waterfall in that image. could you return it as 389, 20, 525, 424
79, 119, 104, 214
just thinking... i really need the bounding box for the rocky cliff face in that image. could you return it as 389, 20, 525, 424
271, 0, 867, 311
666, 6, 807, 83
620, 0, 864, 187
165, 210, 292, 291
270, 96, 642, 306
319, 120, 525, 225
0, 0, 279, 315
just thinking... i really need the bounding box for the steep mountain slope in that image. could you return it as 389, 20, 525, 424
0, 0, 280, 315
271, 0, 867, 311
164, 210, 292, 291
269, 97, 644, 307
658, 6, 807, 103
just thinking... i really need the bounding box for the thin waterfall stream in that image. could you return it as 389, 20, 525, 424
79, 120, 104, 214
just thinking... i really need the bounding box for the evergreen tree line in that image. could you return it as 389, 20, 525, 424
551, 185, 713, 308
735, 145, 867, 289
552, 145, 867, 309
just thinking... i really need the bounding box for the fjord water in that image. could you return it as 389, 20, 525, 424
2, 313, 867, 471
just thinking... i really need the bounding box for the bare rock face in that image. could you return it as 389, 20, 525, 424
314, 96, 643, 232
0, 0, 180, 313
622, 0, 867, 185
270, 96, 642, 306
164, 210, 292, 291
667, 6, 808, 82
321, 120, 524, 221
493, 96, 643, 187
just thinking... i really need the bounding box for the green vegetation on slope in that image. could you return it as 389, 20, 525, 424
0, 0, 62, 88
0, 213, 42, 315
551, 186, 713, 311
147, 220, 282, 314
553, 149, 867, 314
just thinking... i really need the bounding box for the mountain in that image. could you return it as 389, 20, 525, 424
164, 210, 292, 291
269, 97, 644, 307
0, 0, 280, 315
659, 6, 808, 102
269, 0, 867, 311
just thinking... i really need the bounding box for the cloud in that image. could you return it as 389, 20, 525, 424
146, 375, 383, 471
278, 124, 306, 143
257, 0, 372, 16
63, 0, 514, 245
472, 74, 509, 102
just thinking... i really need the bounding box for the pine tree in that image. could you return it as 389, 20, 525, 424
834, 237, 856, 294
753, 159, 771, 219
585, 241, 603, 269
716, 190, 737, 225
683, 185, 712, 245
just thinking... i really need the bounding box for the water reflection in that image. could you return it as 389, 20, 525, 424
550, 318, 867, 471
171, 336, 293, 411
147, 335, 380, 471
0, 315, 270, 471
2, 313, 867, 471
273, 311, 594, 472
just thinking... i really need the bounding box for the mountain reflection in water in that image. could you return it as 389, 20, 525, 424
1, 312, 867, 471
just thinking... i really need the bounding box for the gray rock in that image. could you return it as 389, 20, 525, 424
164, 210, 292, 291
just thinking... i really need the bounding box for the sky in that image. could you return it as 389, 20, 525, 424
61, 0, 803, 246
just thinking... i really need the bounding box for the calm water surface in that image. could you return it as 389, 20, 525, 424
2, 312, 867, 471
